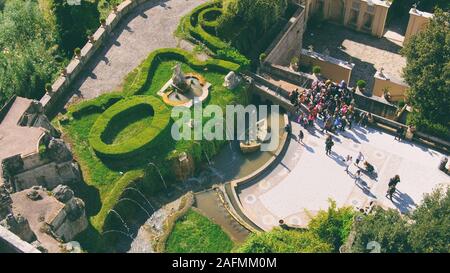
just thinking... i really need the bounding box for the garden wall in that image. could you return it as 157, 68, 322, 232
372, 70, 409, 102
299, 49, 355, 84
264, 4, 306, 66
39, 0, 156, 116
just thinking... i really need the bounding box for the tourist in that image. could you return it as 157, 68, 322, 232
325, 135, 334, 155
323, 115, 333, 133
364, 161, 375, 174
344, 155, 353, 173
298, 129, 304, 143
395, 126, 405, 141
386, 184, 396, 200
388, 175, 400, 188
354, 169, 362, 183
355, 151, 365, 166
367, 113, 374, 125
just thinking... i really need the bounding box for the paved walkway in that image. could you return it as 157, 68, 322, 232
303, 22, 407, 88
68, 0, 207, 103
238, 118, 450, 231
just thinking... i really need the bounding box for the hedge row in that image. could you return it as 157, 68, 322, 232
198, 7, 222, 31
89, 96, 171, 159
180, 1, 250, 67
123, 48, 241, 96
69, 93, 124, 119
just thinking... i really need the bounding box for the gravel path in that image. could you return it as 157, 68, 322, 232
68, 0, 207, 103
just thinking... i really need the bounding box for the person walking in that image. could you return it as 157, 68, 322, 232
388, 175, 400, 188
395, 127, 405, 141
386, 185, 396, 200
325, 135, 334, 155
298, 129, 304, 143
355, 151, 365, 166
354, 170, 362, 183
344, 155, 353, 174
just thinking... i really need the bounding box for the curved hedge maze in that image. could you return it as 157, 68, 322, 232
89, 96, 170, 159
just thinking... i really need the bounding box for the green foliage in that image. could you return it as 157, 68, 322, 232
312, 65, 321, 74
356, 80, 366, 88
166, 209, 234, 253
0, 0, 60, 106
308, 200, 354, 252
220, 0, 288, 34
407, 111, 450, 140
69, 92, 124, 119
198, 7, 222, 30
236, 201, 353, 253
408, 187, 450, 253
236, 228, 333, 253
259, 53, 267, 62
89, 96, 171, 160
216, 47, 250, 68
351, 187, 450, 253
51, 0, 100, 57
401, 9, 449, 134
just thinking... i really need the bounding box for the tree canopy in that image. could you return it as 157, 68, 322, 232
0, 0, 60, 106
351, 187, 450, 253
401, 9, 450, 137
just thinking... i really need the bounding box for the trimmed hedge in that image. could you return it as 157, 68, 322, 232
89, 96, 171, 159
179, 1, 249, 66
198, 7, 222, 31
69, 93, 124, 119
123, 48, 241, 96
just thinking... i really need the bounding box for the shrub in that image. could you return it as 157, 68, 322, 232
312, 65, 321, 74
198, 7, 222, 31
216, 47, 250, 68
69, 92, 124, 119
259, 53, 267, 62
356, 80, 366, 89
407, 112, 450, 140
74, 47, 81, 56
89, 96, 171, 160
45, 83, 52, 92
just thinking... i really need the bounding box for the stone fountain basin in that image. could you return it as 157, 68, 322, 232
158, 73, 210, 108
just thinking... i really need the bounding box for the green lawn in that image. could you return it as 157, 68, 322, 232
166, 209, 234, 253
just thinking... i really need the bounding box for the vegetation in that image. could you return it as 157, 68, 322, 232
312, 65, 321, 74
356, 80, 367, 89
58, 48, 248, 236
89, 96, 171, 159
236, 201, 354, 253
401, 9, 449, 139
351, 187, 450, 253
0, 0, 61, 106
166, 209, 234, 253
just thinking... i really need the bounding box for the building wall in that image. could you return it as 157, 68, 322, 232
404, 8, 433, 44
373, 71, 409, 101
300, 49, 354, 83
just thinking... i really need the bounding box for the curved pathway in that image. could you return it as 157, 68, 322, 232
238, 118, 450, 231
68, 0, 207, 103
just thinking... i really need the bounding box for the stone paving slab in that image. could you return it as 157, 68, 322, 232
239, 118, 450, 231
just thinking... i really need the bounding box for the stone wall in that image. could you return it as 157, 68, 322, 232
299, 49, 354, 83
372, 70, 409, 102
40, 0, 157, 116
0, 225, 40, 253
264, 4, 306, 66
404, 8, 433, 44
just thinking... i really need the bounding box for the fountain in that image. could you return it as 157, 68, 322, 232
102, 230, 134, 240
117, 198, 152, 218
157, 62, 211, 108
148, 162, 168, 190
123, 187, 155, 211
109, 209, 131, 234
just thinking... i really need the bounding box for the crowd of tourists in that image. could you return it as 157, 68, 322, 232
289, 79, 374, 134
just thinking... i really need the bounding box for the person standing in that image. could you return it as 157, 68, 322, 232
325, 135, 334, 155
354, 170, 362, 183
344, 155, 353, 173
388, 175, 400, 188
355, 151, 365, 166
298, 129, 304, 144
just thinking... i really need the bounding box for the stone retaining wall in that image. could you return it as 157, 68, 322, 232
40, 0, 156, 115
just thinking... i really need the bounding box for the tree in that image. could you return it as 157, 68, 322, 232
401, 9, 450, 134
0, 0, 60, 106
351, 187, 450, 253
308, 200, 354, 251
351, 207, 412, 253
408, 187, 450, 253
235, 228, 333, 253
220, 0, 288, 34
